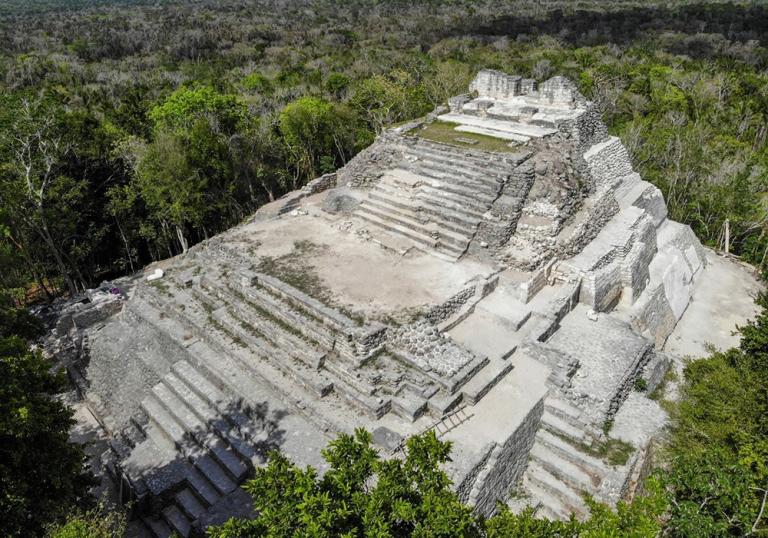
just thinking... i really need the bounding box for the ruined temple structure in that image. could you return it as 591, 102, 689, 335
52, 70, 744, 536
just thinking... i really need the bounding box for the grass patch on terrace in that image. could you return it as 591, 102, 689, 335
410, 120, 521, 153
552, 430, 635, 467
256, 240, 333, 304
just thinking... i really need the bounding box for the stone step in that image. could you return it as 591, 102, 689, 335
411, 173, 498, 204
524, 463, 588, 518
141, 395, 188, 446
405, 162, 503, 195
529, 443, 598, 493
365, 194, 473, 239
211, 306, 335, 399
536, 503, 566, 522
460, 358, 515, 405
193, 453, 238, 496
523, 483, 571, 521
134, 292, 343, 435
215, 278, 343, 359
161, 504, 191, 538
416, 187, 490, 216
356, 209, 438, 249
122, 417, 147, 448
170, 361, 257, 439
404, 142, 498, 169
369, 188, 481, 231
540, 410, 592, 445
404, 147, 507, 175
543, 399, 602, 440
357, 203, 471, 249
175, 487, 207, 521
403, 143, 510, 174
142, 516, 172, 538
385, 180, 485, 219
192, 283, 324, 367
164, 371, 259, 465
183, 462, 224, 507
455, 124, 531, 143
152, 383, 249, 483
141, 397, 238, 496
535, 429, 608, 479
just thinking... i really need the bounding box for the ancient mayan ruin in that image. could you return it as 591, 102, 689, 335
51, 69, 726, 536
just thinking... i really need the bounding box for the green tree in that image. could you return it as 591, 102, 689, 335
209, 429, 481, 538
209, 429, 668, 538
149, 86, 246, 136
46, 505, 126, 538
279, 97, 351, 185
0, 336, 93, 537
135, 130, 206, 253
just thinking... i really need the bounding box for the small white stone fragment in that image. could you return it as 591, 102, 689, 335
146, 268, 164, 282
480, 241, 489, 248
586, 309, 598, 321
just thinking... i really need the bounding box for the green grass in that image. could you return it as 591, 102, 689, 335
649, 367, 678, 401
552, 430, 635, 467
410, 120, 522, 153
149, 279, 173, 297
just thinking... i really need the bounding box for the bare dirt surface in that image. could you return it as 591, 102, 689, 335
664, 250, 763, 360
231, 195, 492, 321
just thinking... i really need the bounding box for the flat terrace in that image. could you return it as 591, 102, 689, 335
228, 191, 494, 323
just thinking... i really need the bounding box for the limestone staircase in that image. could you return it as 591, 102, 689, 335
186, 263, 444, 422
519, 396, 611, 521
355, 141, 513, 259
116, 358, 262, 538
140, 250, 458, 426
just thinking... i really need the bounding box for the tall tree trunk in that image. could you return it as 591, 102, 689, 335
176, 225, 189, 254
38, 216, 77, 297
115, 218, 136, 274
6, 229, 54, 301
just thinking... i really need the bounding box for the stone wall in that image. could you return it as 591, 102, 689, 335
606, 346, 654, 420
628, 281, 678, 347
624, 223, 706, 346
633, 185, 668, 227
470, 70, 523, 100
620, 217, 657, 301
303, 172, 337, 194
56, 296, 124, 335
584, 136, 634, 190
580, 262, 623, 312
456, 443, 497, 504
336, 132, 403, 188
539, 76, 587, 108
469, 160, 535, 256
556, 188, 620, 259
424, 286, 477, 325
469, 397, 545, 516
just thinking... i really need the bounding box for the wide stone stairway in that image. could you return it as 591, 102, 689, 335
355, 140, 517, 259
520, 396, 611, 520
